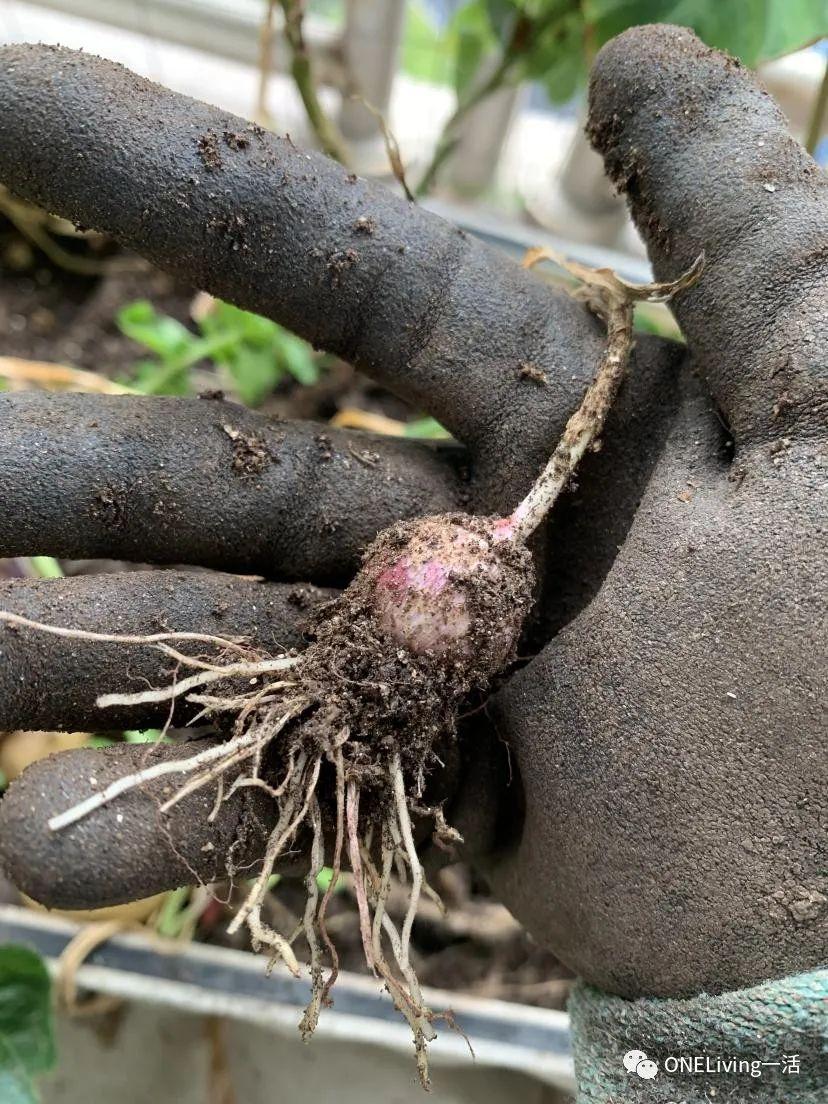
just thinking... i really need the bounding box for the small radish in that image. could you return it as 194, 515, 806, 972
342, 515, 533, 673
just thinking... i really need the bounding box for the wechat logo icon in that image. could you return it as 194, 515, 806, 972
623, 1050, 659, 1079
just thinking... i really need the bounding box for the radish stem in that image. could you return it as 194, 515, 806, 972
504, 249, 705, 543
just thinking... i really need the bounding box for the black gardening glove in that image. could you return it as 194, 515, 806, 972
0, 25, 823, 1001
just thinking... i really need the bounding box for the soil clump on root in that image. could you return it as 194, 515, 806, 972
300, 514, 535, 795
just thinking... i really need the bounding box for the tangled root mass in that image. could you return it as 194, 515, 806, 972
41, 513, 533, 1089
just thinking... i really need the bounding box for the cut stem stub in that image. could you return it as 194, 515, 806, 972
502, 249, 704, 544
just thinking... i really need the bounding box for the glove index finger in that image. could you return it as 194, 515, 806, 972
0, 740, 276, 910
0, 42, 602, 483
588, 23, 828, 448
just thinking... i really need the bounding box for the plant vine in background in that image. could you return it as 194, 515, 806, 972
252, 1, 827, 193
410, 0, 828, 194
278, 0, 351, 165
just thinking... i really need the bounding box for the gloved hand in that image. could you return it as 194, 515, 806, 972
0, 24, 823, 1003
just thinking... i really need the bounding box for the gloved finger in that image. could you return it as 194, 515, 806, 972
0, 570, 333, 731
0, 738, 279, 909
0, 44, 607, 511
588, 24, 827, 446
0, 391, 459, 584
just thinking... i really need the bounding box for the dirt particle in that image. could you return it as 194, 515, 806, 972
199, 389, 226, 401
348, 443, 380, 468
315, 433, 334, 461
287, 587, 313, 611
326, 249, 359, 286
346, 173, 358, 184
769, 437, 792, 458
207, 212, 247, 250
91, 484, 128, 530
223, 130, 250, 151
772, 390, 792, 418
769, 885, 828, 924
352, 216, 376, 235
197, 130, 222, 171
517, 361, 548, 387
728, 465, 747, 487
222, 424, 273, 477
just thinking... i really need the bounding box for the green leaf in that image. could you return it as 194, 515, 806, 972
584, 0, 828, 66
315, 867, 344, 893
116, 301, 195, 362
0, 947, 55, 1077
450, 3, 500, 97
401, 2, 456, 85
277, 333, 320, 388
128, 358, 192, 396
201, 301, 277, 348
404, 416, 452, 440
234, 309, 279, 346
90, 730, 169, 749
123, 729, 164, 743
226, 346, 283, 407
0, 1038, 38, 1104
758, 0, 828, 61
118, 297, 319, 405
527, 9, 588, 100
178, 333, 240, 370
85, 736, 113, 748
154, 887, 192, 939
27, 557, 63, 580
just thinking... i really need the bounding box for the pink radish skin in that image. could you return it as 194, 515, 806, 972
365, 516, 532, 676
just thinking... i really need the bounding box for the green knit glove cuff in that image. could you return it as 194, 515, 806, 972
569, 968, 828, 1102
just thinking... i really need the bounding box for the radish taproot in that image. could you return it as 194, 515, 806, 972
0, 253, 701, 1088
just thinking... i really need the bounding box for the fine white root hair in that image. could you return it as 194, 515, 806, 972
96, 656, 300, 709
345, 779, 376, 972
390, 753, 424, 973
49, 726, 271, 832
298, 794, 327, 1040
337, 755, 440, 1089
0, 609, 254, 654
316, 745, 346, 1009
246, 910, 303, 979
229, 753, 321, 936
47, 698, 308, 831
158, 708, 297, 815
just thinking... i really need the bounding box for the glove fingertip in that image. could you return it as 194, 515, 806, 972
0, 741, 272, 910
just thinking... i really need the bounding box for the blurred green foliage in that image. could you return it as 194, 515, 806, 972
0, 947, 55, 1103
403, 0, 827, 104
117, 299, 320, 405
403, 415, 452, 439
